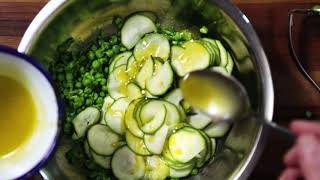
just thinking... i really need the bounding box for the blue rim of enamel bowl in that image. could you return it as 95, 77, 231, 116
0, 45, 64, 180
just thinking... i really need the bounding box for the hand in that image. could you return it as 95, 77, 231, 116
279, 120, 320, 180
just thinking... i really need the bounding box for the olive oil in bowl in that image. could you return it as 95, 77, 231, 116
0, 75, 37, 157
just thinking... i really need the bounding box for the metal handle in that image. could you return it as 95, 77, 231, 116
288, 5, 320, 93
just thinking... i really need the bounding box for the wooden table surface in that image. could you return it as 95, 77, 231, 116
1, 0, 320, 179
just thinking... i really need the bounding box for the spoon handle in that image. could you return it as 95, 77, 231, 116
255, 117, 296, 140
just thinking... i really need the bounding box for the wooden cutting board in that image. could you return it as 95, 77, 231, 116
0, 0, 319, 179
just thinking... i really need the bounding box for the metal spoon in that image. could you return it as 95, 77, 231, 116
180, 70, 295, 138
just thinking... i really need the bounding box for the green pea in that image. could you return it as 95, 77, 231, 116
102, 85, 108, 92
66, 73, 73, 81
58, 74, 64, 81
85, 99, 93, 106
200, 26, 209, 34
106, 49, 114, 57
96, 97, 103, 104
173, 32, 182, 40
110, 35, 118, 45
95, 49, 104, 58
120, 46, 127, 52
112, 45, 120, 54
92, 60, 101, 69
172, 41, 178, 45
84, 87, 92, 94
82, 78, 91, 86
63, 123, 73, 134
100, 78, 107, 85
91, 45, 98, 51
102, 42, 111, 50
99, 92, 105, 97
87, 51, 95, 60
75, 82, 82, 88
80, 67, 85, 74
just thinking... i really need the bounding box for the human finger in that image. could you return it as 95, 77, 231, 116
278, 167, 301, 180
290, 120, 320, 136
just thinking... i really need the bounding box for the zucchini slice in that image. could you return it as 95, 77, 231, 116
225, 52, 234, 74
215, 40, 228, 67
144, 125, 169, 154
72, 107, 100, 138
109, 52, 132, 73
134, 33, 170, 61
169, 163, 195, 178
202, 38, 220, 65
121, 14, 157, 49
171, 41, 210, 76
127, 82, 143, 101
104, 98, 130, 135
210, 66, 229, 76
162, 101, 181, 127
144, 155, 169, 180
126, 55, 140, 78
204, 122, 231, 138
87, 124, 123, 156
125, 99, 144, 138
107, 65, 130, 99
210, 138, 217, 158
188, 111, 212, 130
112, 146, 146, 180
126, 131, 151, 156
164, 88, 186, 120
168, 127, 206, 163
91, 150, 112, 169
136, 57, 154, 89
138, 100, 167, 134
162, 143, 195, 170
101, 95, 114, 124
146, 61, 173, 96
196, 131, 212, 168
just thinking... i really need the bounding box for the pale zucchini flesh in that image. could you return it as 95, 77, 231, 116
121, 14, 157, 49
87, 124, 123, 156
112, 146, 146, 180
104, 98, 130, 135
126, 131, 151, 156
72, 107, 100, 138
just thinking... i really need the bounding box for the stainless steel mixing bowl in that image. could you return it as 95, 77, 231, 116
18, 0, 274, 179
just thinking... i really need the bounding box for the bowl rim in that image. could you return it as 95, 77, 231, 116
18, 0, 274, 179
0, 45, 64, 180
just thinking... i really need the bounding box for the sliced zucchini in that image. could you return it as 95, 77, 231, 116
169, 163, 195, 178
105, 98, 130, 135
91, 150, 112, 169
101, 96, 114, 124
164, 89, 186, 120
112, 146, 146, 180
196, 131, 212, 168
168, 127, 206, 163
138, 100, 167, 134
146, 61, 173, 96
144, 155, 169, 180
136, 57, 154, 89
72, 107, 100, 138
180, 99, 192, 114
127, 82, 143, 101
87, 124, 123, 156
107, 65, 130, 99
215, 40, 228, 67
109, 52, 132, 73
125, 99, 145, 138
134, 33, 170, 61
84, 140, 91, 159
225, 52, 234, 74
202, 38, 220, 65
144, 125, 169, 154
210, 138, 217, 158
210, 66, 229, 76
126, 131, 151, 156
171, 41, 210, 76
188, 111, 212, 130
121, 14, 157, 49
162, 143, 195, 170
126, 55, 140, 78
162, 101, 181, 127
204, 122, 231, 138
